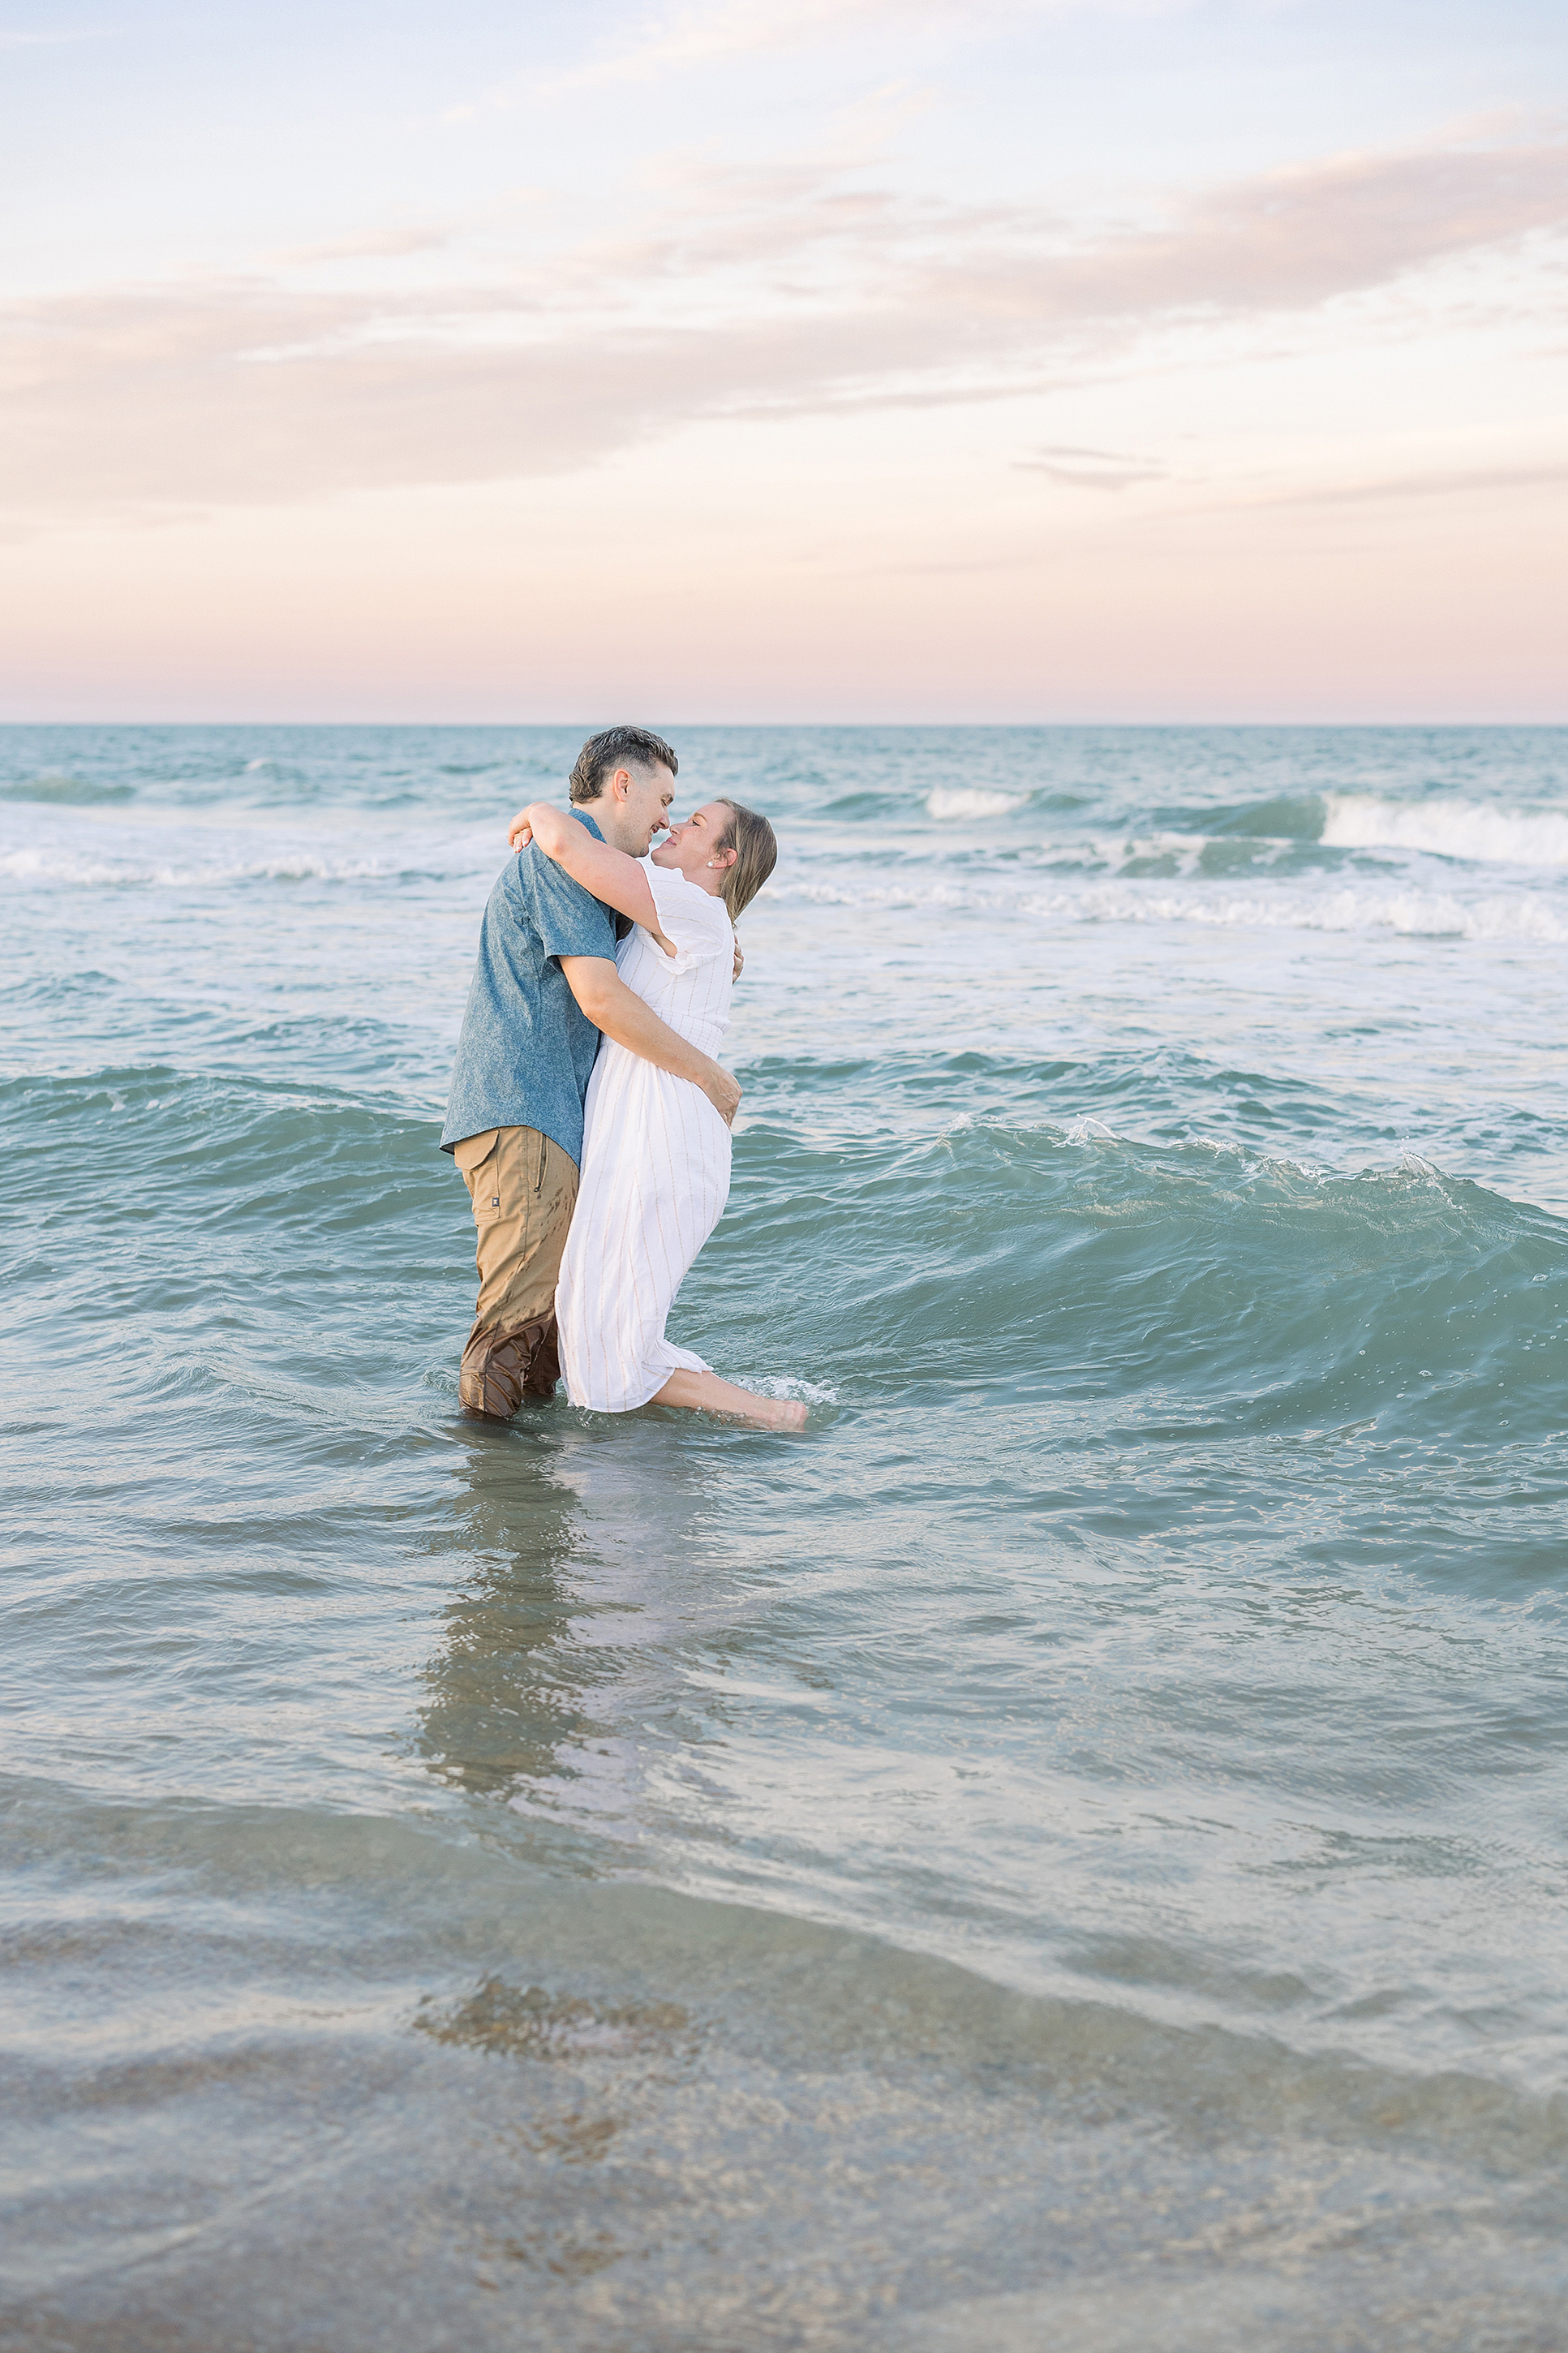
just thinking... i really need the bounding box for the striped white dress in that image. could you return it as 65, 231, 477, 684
556, 862, 737, 1411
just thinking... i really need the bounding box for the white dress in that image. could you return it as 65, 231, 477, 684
556, 862, 737, 1411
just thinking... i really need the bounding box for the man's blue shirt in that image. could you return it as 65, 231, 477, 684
441, 811, 626, 1168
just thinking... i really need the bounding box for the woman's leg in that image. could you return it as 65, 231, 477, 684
651, 1368, 808, 1431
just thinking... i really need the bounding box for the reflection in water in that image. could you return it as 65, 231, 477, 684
414, 1428, 590, 1796
415, 1420, 729, 1825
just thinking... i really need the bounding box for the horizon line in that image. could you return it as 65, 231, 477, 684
4, 714, 1567, 732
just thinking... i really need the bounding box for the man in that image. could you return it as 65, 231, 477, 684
442, 724, 742, 1421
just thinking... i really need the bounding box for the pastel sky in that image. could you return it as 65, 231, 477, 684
3, 0, 1566, 721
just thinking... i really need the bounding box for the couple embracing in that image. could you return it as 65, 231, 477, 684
441, 725, 805, 1434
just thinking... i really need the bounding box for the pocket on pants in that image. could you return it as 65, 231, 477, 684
454, 1129, 503, 1225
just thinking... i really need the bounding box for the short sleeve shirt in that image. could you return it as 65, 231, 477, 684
441, 813, 628, 1168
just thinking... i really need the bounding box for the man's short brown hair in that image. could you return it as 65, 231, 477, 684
568, 725, 680, 805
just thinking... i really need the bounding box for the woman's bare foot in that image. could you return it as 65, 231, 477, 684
756, 1396, 809, 1432
651, 1369, 810, 1430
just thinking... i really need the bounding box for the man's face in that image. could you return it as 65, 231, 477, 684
605, 761, 675, 854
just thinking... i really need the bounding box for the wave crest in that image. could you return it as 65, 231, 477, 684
926, 788, 1022, 820
1322, 794, 1568, 868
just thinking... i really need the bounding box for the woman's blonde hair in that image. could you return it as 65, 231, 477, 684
713, 798, 776, 922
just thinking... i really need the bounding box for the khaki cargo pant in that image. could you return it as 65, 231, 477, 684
451, 1125, 578, 1419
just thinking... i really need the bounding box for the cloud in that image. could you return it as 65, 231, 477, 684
930, 139, 1568, 330
458, 0, 1176, 113
1244, 461, 1568, 511
2, 132, 1564, 527
1015, 444, 1167, 488
540, 0, 1186, 90
529, 131, 1568, 329
548, 0, 964, 88
268, 228, 455, 268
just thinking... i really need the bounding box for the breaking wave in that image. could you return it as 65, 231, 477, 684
926, 787, 1025, 820
1322, 794, 1568, 867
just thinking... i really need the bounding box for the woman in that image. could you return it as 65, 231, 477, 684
506, 794, 806, 1433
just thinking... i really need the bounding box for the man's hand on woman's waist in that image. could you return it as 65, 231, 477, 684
561, 957, 742, 1128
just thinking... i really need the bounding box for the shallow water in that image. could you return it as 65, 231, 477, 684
3, 724, 1567, 2349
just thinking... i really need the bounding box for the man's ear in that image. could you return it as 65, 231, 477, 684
610, 766, 632, 803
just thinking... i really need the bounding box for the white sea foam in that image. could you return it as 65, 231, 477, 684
1322, 794, 1568, 867
0, 846, 397, 887
926, 788, 1022, 820
767, 872, 1568, 944
758, 1374, 840, 1404
1059, 883, 1568, 944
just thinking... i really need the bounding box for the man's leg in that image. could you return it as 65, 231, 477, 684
453, 1127, 578, 1420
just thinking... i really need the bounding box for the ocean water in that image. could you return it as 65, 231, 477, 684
2, 723, 1566, 2351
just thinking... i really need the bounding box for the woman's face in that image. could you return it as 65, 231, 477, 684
651, 802, 733, 878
